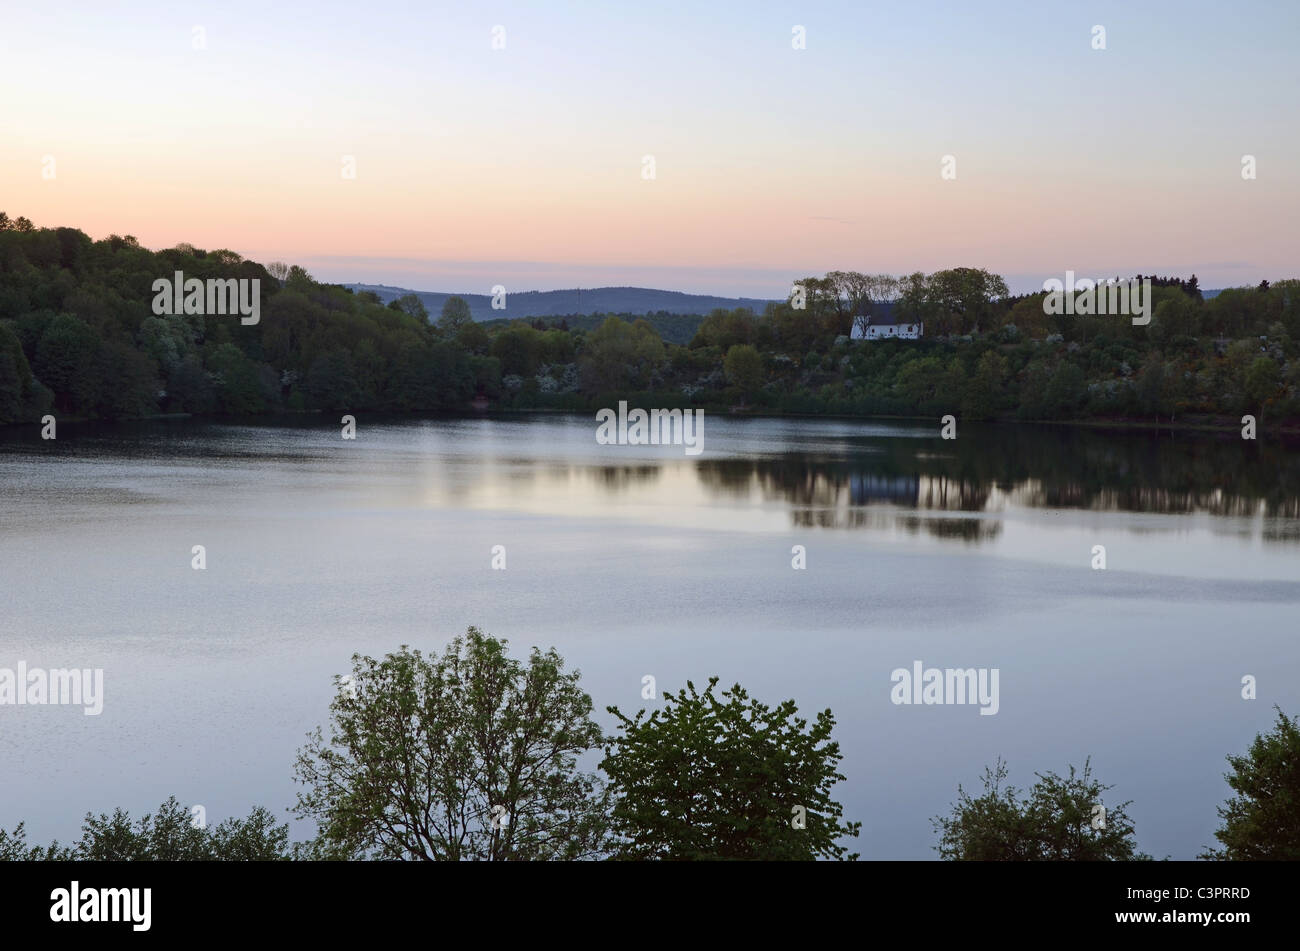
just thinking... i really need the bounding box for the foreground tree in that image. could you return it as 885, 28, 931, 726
293, 629, 611, 860
933, 758, 1146, 860
0, 824, 67, 860
1201, 707, 1300, 860
0, 798, 289, 860
601, 677, 860, 860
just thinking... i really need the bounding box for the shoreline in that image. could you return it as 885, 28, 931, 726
3, 406, 1291, 438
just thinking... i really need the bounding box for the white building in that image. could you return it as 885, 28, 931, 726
851, 317, 923, 340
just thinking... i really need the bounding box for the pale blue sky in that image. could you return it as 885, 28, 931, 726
3, 0, 1296, 294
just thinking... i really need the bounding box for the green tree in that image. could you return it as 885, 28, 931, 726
1, 798, 291, 861
207, 343, 266, 415
0, 321, 33, 391
391, 293, 428, 323
893, 271, 934, 331
34, 313, 100, 414
691, 308, 756, 350
601, 677, 861, 860
455, 319, 490, 356
1017, 360, 1053, 418
305, 349, 361, 412
933, 758, 1145, 860
0, 321, 32, 422
95, 340, 159, 419
491, 324, 543, 376
293, 629, 611, 860
792, 275, 844, 337
388, 341, 474, 411
1043, 361, 1087, 419
285, 265, 314, 290
936, 356, 967, 412
438, 296, 474, 334
138, 314, 193, 376
1244, 356, 1280, 410
922, 268, 1010, 335
764, 299, 820, 356
578, 317, 664, 394
1151, 295, 1198, 345
1201, 707, 1300, 860
895, 356, 946, 411
0, 352, 23, 422
962, 350, 1007, 420
73, 798, 289, 860
844, 273, 902, 337
723, 344, 764, 400
1136, 353, 1170, 417
0, 822, 67, 860
165, 354, 215, 413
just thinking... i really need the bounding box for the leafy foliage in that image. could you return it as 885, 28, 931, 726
723, 343, 764, 397
1201, 707, 1300, 860
3, 212, 1298, 425
0, 798, 290, 860
601, 677, 860, 860
932, 758, 1147, 860
292, 629, 611, 860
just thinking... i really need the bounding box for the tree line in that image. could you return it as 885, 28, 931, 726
1, 630, 1295, 860
2, 214, 1298, 427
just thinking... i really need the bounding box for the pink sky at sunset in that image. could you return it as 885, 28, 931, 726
4, 0, 1296, 295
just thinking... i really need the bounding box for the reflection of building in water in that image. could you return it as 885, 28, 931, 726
917, 474, 995, 513
849, 473, 920, 506
847, 472, 994, 513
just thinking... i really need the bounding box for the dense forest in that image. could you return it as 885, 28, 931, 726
2, 212, 1298, 427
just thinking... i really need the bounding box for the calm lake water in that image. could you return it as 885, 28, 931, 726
2, 414, 1298, 859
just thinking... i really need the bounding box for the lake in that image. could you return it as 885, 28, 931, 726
2, 414, 1298, 859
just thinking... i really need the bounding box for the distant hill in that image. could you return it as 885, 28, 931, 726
347, 284, 779, 323
477, 311, 708, 345
350, 282, 1233, 320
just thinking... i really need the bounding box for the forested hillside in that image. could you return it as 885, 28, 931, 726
348, 283, 777, 325
2, 213, 1297, 427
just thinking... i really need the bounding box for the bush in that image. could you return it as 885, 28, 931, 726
933, 758, 1147, 860
1201, 707, 1300, 860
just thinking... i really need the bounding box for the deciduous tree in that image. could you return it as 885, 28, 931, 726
1201, 707, 1300, 860
602, 677, 860, 860
293, 629, 612, 860
933, 758, 1146, 860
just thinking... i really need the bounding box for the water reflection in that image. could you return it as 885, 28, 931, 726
5, 417, 1300, 548
591, 465, 661, 491
691, 423, 1300, 535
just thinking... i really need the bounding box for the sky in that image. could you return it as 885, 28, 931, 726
2, 0, 1297, 296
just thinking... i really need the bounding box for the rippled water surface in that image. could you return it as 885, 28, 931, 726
2, 415, 1298, 858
